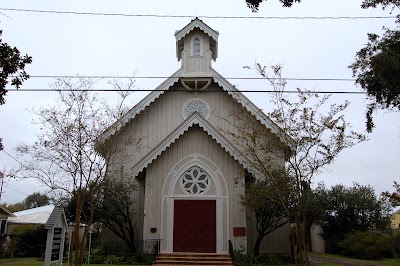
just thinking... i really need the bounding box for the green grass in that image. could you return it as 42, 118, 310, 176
0, 258, 148, 265
309, 252, 400, 266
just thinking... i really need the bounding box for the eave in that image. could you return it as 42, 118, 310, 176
95, 68, 183, 148
131, 112, 258, 177
96, 68, 295, 155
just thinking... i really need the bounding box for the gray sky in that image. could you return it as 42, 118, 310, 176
0, 0, 399, 204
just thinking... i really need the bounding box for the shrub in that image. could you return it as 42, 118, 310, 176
10, 225, 47, 258
338, 231, 392, 260
104, 255, 121, 264
232, 248, 258, 266
390, 231, 400, 259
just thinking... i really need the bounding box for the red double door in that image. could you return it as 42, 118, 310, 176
173, 200, 216, 253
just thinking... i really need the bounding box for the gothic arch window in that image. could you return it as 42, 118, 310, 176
191, 36, 203, 57
182, 98, 210, 119
179, 166, 211, 195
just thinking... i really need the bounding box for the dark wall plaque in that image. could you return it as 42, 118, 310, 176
233, 227, 246, 237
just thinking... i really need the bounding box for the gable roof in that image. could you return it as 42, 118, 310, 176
96, 68, 183, 145
131, 112, 257, 177
45, 206, 68, 229
8, 204, 55, 225
0, 206, 14, 217
175, 18, 218, 61
96, 67, 295, 150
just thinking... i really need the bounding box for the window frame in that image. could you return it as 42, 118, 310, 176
190, 35, 203, 57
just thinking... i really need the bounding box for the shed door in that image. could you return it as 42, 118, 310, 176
173, 200, 216, 253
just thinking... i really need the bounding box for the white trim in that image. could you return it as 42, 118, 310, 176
175, 18, 218, 61
210, 68, 296, 149
160, 154, 229, 253
95, 68, 183, 145
181, 98, 211, 120
130, 113, 256, 178
175, 18, 218, 44
95, 67, 294, 152
190, 35, 204, 57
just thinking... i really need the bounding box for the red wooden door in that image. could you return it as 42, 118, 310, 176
173, 200, 216, 253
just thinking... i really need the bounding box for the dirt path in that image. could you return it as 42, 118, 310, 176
308, 253, 391, 266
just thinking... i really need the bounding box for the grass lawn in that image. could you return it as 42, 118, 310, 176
0, 258, 148, 265
309, 252, 400, 266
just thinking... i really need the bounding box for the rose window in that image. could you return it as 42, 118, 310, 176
180, 166, 210, 195
182, 99, 210, 119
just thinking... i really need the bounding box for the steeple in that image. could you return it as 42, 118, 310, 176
175, 18, 219, 81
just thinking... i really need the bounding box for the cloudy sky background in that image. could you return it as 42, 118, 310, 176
0, 0, 399, 204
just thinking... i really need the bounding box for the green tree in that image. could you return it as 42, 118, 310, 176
382, 181, 400, 207
1, 202, 24, 213
242, 177, 287, 257
350, 0, 400, 132
245, 0, 300, 12
23, 192, 50, 209
349, 28, 400, 132
99, 168, 141, 252
1, 192, 50, 212
314, 183, 392, 253
0, 30, 32, 150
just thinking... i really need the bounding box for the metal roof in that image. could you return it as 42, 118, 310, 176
7, 204, 55, 225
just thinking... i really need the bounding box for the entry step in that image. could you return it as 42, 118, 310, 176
154, 253, 233, 266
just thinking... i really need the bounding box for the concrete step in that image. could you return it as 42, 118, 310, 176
154, 253, 233, 266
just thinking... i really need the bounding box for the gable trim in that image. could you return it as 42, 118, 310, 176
131, 113, 254, 177
96, 68, 294, 151
96, 68, 183, 144
175, 18, 219, 44
210, 68, 295, 149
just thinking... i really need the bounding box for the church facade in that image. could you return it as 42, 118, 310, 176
97, 18, 291, 255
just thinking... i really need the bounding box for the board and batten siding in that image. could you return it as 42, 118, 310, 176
107, 81, 282, 174
246, 214, 291, 255
142, 125, 247, 252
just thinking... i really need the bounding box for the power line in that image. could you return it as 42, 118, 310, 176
14, 75, 357, 82
5, 88, 367, 94
4, 185, 29, 197
0, 7, 396, 20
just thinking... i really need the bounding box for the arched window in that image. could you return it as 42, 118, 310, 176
191, 36, 203, 57
193, 38, 201, 56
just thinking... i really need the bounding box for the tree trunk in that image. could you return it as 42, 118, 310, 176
253, 234, 263, 257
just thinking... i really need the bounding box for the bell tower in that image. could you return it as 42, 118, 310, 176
175, 18, 218, 90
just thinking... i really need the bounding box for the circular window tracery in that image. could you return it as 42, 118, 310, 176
180, 166, 211, 195
182, 99, 210, 119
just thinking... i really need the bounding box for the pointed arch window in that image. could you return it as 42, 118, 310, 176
193, 38, 201, 56
191, 36, 203, 57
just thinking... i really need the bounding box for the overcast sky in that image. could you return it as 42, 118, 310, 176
0, 0, 399, 205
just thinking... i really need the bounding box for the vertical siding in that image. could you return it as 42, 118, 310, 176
246, 212, 291, 255
109, 81, 282, 175
142, 126, 246, 248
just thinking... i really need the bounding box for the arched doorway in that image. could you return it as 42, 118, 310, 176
161, 154, 229, 253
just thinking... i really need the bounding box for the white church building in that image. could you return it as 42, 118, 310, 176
96, 18, 291, 255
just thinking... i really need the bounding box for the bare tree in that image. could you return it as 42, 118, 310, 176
233, 64, 367, 265
13, 77, 137, 266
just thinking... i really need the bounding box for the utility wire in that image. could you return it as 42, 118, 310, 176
0, 7, 396, 20
13, 75, 357, 82
1, 150, 45, 181
5, 88, 367, 94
